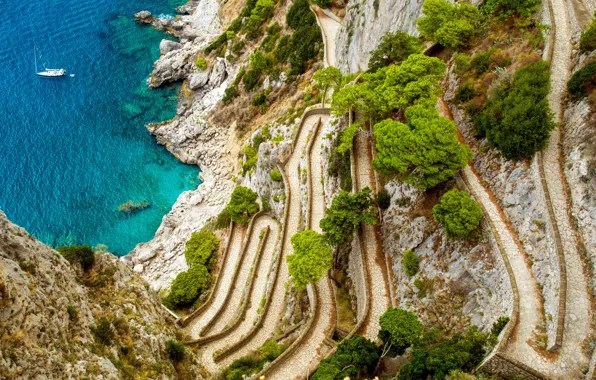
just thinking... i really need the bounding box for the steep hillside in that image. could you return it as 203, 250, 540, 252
0, 211, 204, 379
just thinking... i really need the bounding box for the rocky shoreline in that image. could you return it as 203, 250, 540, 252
124, 0, 239, 291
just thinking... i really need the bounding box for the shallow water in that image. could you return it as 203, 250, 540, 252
0, 0, 199, 255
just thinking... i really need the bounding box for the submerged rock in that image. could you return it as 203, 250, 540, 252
134, 10, 153, 24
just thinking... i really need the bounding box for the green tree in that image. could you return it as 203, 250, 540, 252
373, 105, 473, 189
368, 31, 424, 71
312, 335, 380, 379
319, 188, 377, 246
166, 339, 186, 362
184, 229, 219, 269
313, 66, 343, 106
287, 230, 333, 289
403, 249, 420, 277
417, 0, 483, 48
226, 186, 260, 224
378, 308, 424, 356
474, 61, 554, 159
165, 264, 212, 308
568, 60, 596, 98
580, 13, 596, 54
249, 50, 270, 72
336, 122, 361, 155
58, 245, 95, 271
433, 190, 483, 239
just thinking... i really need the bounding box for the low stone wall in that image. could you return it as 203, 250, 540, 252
480, 353, 549, 380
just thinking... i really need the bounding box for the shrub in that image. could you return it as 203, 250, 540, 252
490, 316, 510, 338
270, 168, 283, 182
224, 356, 264, 380
165, 264, 212, 308
474, 61, 554, 159
215, 208, 232, 229
243, 69, 262, 91
337, 122, 360, 155
482, 0, 540, 18
320, 188, 377, 247
580, 14, 596, 54
454, 79, 477, 104
258, 340, 287, 361
379, 308, 423, 356
403, 249, 420, 277
226, 186, 260, 224
166, 339, 186, 362
328, 129, 353, 191
287, 230, 333, 289
195, 57, 207, 70
67, 305, 78, 320
274, 35, 292, 63
568, 60, 596, 98
92, 317, 115, 345
375, 188, 391, 210
222, 86, 239, 103
470, 50, 493, 74
373, 105, 473, 189
368, 31, 424, 71
184, 229, 219, 269
285, 0, 322, 74
58, 245, 95, 271
454, 53, 471, 74
433, 190, 483, 239
312, 335, 380, 379
311, 0, 332, 8
417, 0, 483, 49
251, 92, 267, 107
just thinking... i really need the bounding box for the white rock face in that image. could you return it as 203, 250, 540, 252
159, 39, 181, 54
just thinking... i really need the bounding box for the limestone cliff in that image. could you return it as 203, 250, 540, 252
0, 211, 204, 379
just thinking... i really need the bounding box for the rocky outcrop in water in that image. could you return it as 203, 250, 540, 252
0, 211, 203, 379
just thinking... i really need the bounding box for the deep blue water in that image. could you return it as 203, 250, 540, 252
0, 0, 200, 255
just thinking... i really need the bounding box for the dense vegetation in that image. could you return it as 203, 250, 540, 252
373, 105, 473, 189
417, 0, 483, 49
368, 31, 424, 72
313, 66, 342, 105
226, 186, 260, 224
164, 264, 212, 308
312, 335, 379, 379
319, 188, 377, 247
166, 339, 186, 362
284, 0, 324, 74
433, 190, 483, 239
474, 61, 554, 159
58, 245, 95, 271
568, 60, 596, 99
481, 0, 541, 18
183, 229, 219, 269
580, 12, 596, 54
379, 308, 424, 355
287, 230, 333, 289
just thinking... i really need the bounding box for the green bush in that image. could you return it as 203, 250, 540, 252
58, 245, 95, 271
92, 317, 115, 345
379, 308, 423, 356
403, 249, 420, 277
165, 264, 212, 308
195, 57, 207, 70
417, 0, 483, 49
251, 92, 267, 107
67, 305, 78, 320
269, 168, 283, 182
226, 186, 260, 224
337, 122, 360, 155
287, 230, 333, 289
224, 356, 264, 380
328, 130, 353, 191
580, 14, 596, 54
215, 208, 232, 229
222, 86, 239, 103
375, 188, 391, 210
474, 61, 554, 159
243, 68, 262, 92
454, 79, 477, 104
166, 339, 186, 362
490, 316, 510, 338
285, 0, 323, 74
274, 35, 292, 63
312, 335, 380, 379
433, 190, 483, 239
568, 60, 596, 98
311, 0, 332, 8
470, 50, 493, 73
454, 53, 471, 74
320, 188, 377, 247
184, 229, 219, 269
257, 340, 287, 361
482, 0, 540, 18
368, 31, 424, 71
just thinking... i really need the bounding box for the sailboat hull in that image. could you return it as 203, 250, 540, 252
37, 69, 66, 77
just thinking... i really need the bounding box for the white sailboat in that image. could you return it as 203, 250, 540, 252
35, 45, 66, 77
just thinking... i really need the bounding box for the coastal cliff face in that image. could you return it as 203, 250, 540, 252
0, 211, 203, 379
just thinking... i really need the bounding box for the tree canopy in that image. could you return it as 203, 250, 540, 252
474, 61, 554, 159
433, 190, 483, 239
368, 31, 424, 71
373, 105, 473, 189
165, 264, 212, 308
226, 186, 260, 224
313, 66, 343, 105
417, 0, 483, 49
319, 187, 377, 246
379, 308, 424, 356
312, 335, 380, 380
184, 229, 220, 269
287, 230, 333, 289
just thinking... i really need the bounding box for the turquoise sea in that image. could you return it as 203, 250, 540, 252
0, 0, 200, 255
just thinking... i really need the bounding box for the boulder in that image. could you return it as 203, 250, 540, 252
134, 10, 153, 23
159, 39, 181, 54
208, 58, 227, 87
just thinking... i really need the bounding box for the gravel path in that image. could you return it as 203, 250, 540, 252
193, 215, 281, 374
313, 6, 340, 67
184, 225, 245, 338
353, 131, 390, 341
534, 0, 591, 375
262, 116, 337, 380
